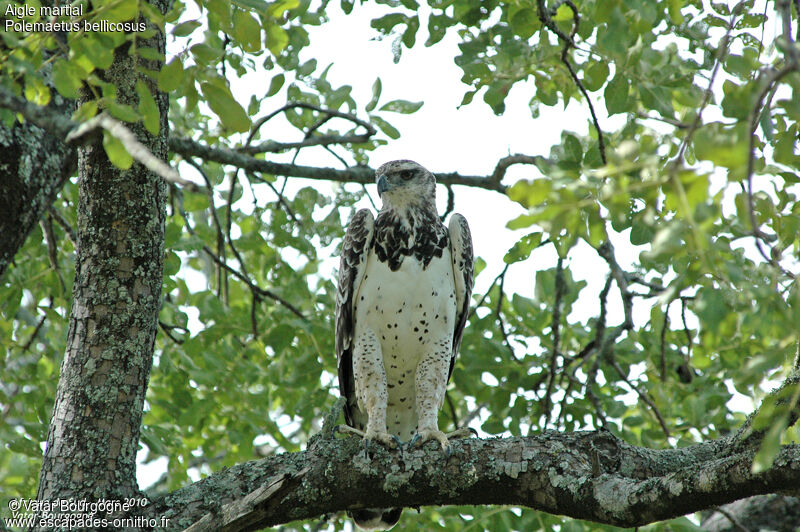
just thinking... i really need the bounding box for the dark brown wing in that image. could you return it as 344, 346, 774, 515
335, 208, 375, 429
447, 213, 473, 381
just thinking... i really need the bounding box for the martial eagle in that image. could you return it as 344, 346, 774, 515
335, 160, 474, 530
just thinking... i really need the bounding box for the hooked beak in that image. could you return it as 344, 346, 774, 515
377, 174, 389, 196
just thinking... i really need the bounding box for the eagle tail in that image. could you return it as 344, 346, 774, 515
349, 507, 403, 530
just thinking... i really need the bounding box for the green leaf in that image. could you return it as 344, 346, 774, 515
504, 232, 542, 263
266, 25, 289, 55
102, 0, 139, 23
694, 286, 728, 332
426, 13, 451, 46
459, 90, 477, 107
507, 179, 552, 208
266, 0, 299, 17
640, 84, 673, 116
106, 101, 140, 123
73, 100, 98, 122
366, 78, 382, 112
201, 82, 251, 133
510, 8, 539, 39
102, 130, 133, 170
752, 419, 787, 473
583, 61, 609, 92
190, 43, 223, 64
232, 10, 262, 53
370, 115, 400, 139
24, 76, 50, 106
371, 13, 407, 35
694, 123, 748, 169
158, 59, 184, 92
73, 34, 114, 70
379, 99, 423, 114
630, 219, 654, 245
563, 134, 582, 163
52, 60, 84, 99
137, 81, 161, 135
667, 0, 684, 24
604, 74, 629, 115
233, 0, 268, 10
402, 15, 420, 48
553, 3, 573, 21
172, 20, 201, 37
266, 74, 285, 97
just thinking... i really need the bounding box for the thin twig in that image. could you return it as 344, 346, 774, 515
635, 111, 690, 129
536, 0, 606, 164
362, 184, 379, 212
461, 402, 488, 427
243, 103, 377, 154
710, 506, 752, 532
185, 158, 227, 299
445, 391, 460, 429
247, 171, 302, 228
41, 215, 65, 292
670, 6, 740, 170
321, 145, 349, 168
21, 297, 53, 351
609, 358, 671, 439
597, 241, 633, 330
251, 292, 259, 338
489, 154, 547, 184
174, 187, 307, 320
48, 206, 77, 247
159, 320, 188, 344
543, 257, 566, 424
470, 263, 511, 319
569, 275, 612, 363
441, 184, 455, 221
659, 305, 669, 382
495, 266, 522, 363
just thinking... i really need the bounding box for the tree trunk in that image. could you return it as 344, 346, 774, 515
35, 4, 169, 509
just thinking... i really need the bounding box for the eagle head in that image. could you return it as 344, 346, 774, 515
375, 160, 436, 212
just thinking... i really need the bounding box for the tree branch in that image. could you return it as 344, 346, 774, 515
169, 136, 517, 193
0, 86, 187, 188
132, 429, 800, 530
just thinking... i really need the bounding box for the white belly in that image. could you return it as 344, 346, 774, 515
354, 250, 457, 441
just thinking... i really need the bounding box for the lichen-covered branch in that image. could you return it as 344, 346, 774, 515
132, 428, 800, 530
0, 87, 75, 278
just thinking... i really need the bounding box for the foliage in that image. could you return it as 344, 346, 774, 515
1, 0, 799, 530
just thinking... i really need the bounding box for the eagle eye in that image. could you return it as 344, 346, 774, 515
400, 169, 414, 180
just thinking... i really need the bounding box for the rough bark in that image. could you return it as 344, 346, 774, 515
0, 92, 75, 278
35, 3, 169, 505
702, 494, 800, 531
124, 429, 800, 531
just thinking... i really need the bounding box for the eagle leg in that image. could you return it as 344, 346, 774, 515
333, 425, 401, 458
348, 330, 403, 457
408, 427, 477, 457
